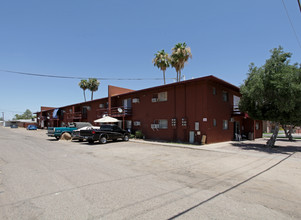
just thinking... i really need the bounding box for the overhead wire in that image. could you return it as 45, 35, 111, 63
0, 69, 175, 81
281, 0, 301, 49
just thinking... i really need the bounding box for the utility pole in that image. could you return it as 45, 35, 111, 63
2, 112, 4, 126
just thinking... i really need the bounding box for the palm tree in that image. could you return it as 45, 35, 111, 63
88, 78, 100, 100
152, 50, 170, 84
78, 79, 88, 102
170, 42, 192, 82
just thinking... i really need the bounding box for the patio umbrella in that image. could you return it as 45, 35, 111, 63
94, 116, 120, 123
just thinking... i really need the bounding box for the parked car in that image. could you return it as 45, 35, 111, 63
27, 125, 37, 130
80, 124, 130, 144
47, 122, 93, 140
71, 126, 100, 141
10, 124, 18, 128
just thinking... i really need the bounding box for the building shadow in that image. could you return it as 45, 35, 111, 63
231, 139, 301, 155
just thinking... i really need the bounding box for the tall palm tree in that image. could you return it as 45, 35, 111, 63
88, 78, 100, 100
78, 79, 88, 102
152, 49, 170, 85
170, 42, 192, 82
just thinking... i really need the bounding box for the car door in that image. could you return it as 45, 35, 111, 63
112, 126, 123, 139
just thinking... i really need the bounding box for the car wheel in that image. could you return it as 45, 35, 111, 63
55, 136, 60, 140
88, 139, 94, 144
123, 135, 129, 141
99, 136, 107, 144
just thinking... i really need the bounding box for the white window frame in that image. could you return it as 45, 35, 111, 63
222, 91, 228, 102
223, 120, 228, 130
158, 119, 168, 129
256, 122, 259, 130
213, 87, 216, 95
213, 118, 217, 127
158, 92, 168, 102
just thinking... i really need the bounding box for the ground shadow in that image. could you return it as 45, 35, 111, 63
231, 138, 301, 154
46, 138, 59, 142
75, 139, 124, 146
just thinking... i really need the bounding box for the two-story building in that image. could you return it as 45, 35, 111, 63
36, 75, 262, 144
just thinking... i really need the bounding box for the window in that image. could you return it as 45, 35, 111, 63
152, 91, 168, 102
158, 119, 168, 129
256, 122, 260, 130
195, 122, 199, 130
213, 87, 216, 95
126, 120, 132, 129
213, 119, 217, 127
123, 98, 132, 109
171, 118, 176, 127
181, 118, 187, 126
223, 120, 228, 130
132, 98, 140, 103
222, 91, 228, 102
158, 92, 167, 101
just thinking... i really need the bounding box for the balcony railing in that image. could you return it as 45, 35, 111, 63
232, 105, 243, 116
96, 107, 132, 118
66, 112, 82, 120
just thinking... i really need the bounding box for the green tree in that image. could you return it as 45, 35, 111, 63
152, 49, 170, 85
239, 47, 301, 147
88, 78, 100, 100
14, 109, 33, 120
78, 79, 88, 102
170, 42, 192, 82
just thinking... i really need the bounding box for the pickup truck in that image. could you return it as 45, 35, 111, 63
80, 124, 130, 144
71, 126, 100, 141
47, 122, 93, 140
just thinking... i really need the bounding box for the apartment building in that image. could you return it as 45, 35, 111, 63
36, 75, 262, 144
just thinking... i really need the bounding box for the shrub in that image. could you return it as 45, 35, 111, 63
135, 130, 144, 139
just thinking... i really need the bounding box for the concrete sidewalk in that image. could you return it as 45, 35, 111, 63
130, 137, 301, 155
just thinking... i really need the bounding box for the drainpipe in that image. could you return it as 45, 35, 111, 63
253, 120, 256, 140
108, 86, 111, 116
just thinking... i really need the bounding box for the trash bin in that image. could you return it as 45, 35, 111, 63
201, 135, 206, 145
248, 132, 254, 140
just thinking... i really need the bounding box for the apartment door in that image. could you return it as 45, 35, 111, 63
189, 131, 194, 144
234, 121, 241, 140
123, 98, 132, 109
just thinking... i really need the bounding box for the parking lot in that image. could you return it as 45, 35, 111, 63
0, 127, 301, 219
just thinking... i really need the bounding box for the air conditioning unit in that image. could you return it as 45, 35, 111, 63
132, 98, 140, 103
151, 124, 159, 129
134, 121, 141, 126
152, 98, 158, 102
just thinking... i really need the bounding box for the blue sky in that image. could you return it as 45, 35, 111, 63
0, 0, 300, 120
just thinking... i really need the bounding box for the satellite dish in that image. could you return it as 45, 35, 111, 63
118, 108, 123, 113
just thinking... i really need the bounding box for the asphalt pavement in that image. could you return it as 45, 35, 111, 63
0, 127, 300, 219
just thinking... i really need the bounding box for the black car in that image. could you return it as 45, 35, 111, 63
80, 124, 130, 144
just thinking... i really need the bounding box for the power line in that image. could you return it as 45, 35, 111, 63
0, 69, 175, 81
0, 108, 24, 113
281, 0, 301, 49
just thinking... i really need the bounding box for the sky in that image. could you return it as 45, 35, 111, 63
0, 0, 300, 120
